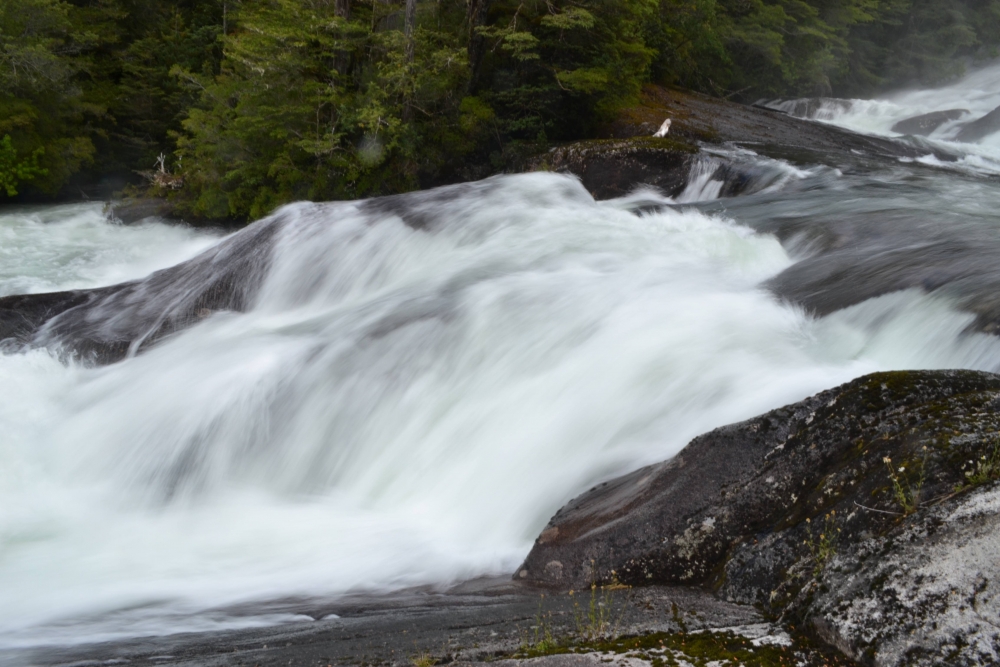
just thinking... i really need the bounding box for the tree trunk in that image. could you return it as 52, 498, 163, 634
466, 0, 491, 93
402, 0, 418, 121
335, 0, 350, 20
405, 0, 417, 63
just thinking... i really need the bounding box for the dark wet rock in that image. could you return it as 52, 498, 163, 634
542, 86, 957, 202
539, 139, 798, 202
8, 582, 853, 666
519, 369, 1000, 665
602, 86, 957, 174
104, 197, 184, 224
954, 105, 1000, 143
891, 109, 969, 136
691, 187, 1000, 336
538, 137, 698, 199
0, 290, 99, 351
761, 223, 988, 319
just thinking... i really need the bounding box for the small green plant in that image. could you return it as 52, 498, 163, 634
884, 448, 927, 515
803, 511, 840, 576
521, 595, 558, 653
570, 577, 630, 642
0, 135, 47, 197
410, 652, 436, 667
958, 439, 1000, 490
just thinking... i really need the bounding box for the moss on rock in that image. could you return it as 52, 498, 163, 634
519, 370, 1000, 666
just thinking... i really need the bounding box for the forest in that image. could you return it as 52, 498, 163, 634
2, 0, 999, 220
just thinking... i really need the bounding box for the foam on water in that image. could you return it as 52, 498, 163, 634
0, 203, 221, 296
765, 60, 1000, 175
2, 173, 1000, 648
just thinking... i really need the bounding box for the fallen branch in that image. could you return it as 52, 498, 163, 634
853, 501, 904, 516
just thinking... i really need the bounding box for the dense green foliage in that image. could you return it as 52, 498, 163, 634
2, 0, 999, 217
1, 0, 224, 196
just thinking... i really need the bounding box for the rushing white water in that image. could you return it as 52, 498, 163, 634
675, 147, 819, 203
0, 203, 221, 296
5, 102, 1000, 648
764, 60, 1000, 175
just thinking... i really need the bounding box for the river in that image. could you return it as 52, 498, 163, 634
3, 62, 1000, 650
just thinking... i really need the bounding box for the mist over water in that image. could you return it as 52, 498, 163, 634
5, 64, 1000, 651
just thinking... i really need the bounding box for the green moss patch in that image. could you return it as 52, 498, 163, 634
513, 629, 858, 666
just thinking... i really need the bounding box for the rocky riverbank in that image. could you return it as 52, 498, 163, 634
521, 369, 1000, 666
3, 582, 835, 667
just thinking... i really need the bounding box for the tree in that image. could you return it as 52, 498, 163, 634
0, 134, 47, 196
0, 0, 95, 195
173, 0, 469, 219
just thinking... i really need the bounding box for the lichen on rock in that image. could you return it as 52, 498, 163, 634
519, 370, 1000, 665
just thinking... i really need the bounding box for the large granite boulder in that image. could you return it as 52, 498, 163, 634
804, 483, 1000, 665
538, 137, 697, 199
519, 370, 1000, 666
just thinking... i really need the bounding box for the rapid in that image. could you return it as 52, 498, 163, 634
4, 62, 1000, 650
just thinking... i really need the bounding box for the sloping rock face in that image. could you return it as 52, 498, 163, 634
603, 86, 957, 170
519, 370, 1000, 665
539, 86, 961, 205
955, 105, 1000, 143
890, 109, 968, 136
751, 206, 1000, 335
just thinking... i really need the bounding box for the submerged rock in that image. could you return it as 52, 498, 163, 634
891, 109, 968, 136
519, 369, 1000, 665
104, 197, 184, 225
954, 105, 1000, 143
955, 107, 1000, 142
